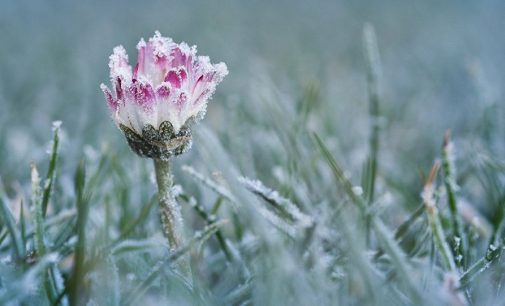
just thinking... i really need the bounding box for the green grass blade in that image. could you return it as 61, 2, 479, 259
441, 131, 467, 268
179, 194, 232, 261
422, 162, 457, 272
31, 163, 46, 256
181, 165, 237, 205
363, 23, 382, 206
238, 176, 314, 228
111, 238, 164, 255
459, 243, 502, 288
374, 203, 425, 259
19, 200, 27, 256
109, 195, 157, 248
0, 191, 24, 260
42, 121, 61, 217
0, 253, 59, 304
68, 160, 89, 306
313, 134, 365, 210
31, 163, 58, 304
4, 209, 77, 254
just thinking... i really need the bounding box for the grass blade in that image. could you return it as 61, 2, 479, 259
68, 160, 89, 306
31, 163, 46, 257
459, 243, 502, 288
374, 203, 425, 259
125, 220, 227, 305
422, 162, 457, 272
19, 200, 27, 256
179, 194, 232, 261
0, 253, 59, 304
0, 190, 24, 260
109, 195, 157, 249
238, 176, 314, 228
441, 131, 467, 268
181, 165, 237, 205
363, 23, 382, 206
313, 133, 421, 301
31, 163, 59, 304
42, 121, 61, 217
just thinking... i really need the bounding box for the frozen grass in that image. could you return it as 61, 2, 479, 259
1, 1, 505, 305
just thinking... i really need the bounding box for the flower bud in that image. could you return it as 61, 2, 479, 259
101, 31, 228, 159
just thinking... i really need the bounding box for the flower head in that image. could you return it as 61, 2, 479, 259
101, 31, 228, 159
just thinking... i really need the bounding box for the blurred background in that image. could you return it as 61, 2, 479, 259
1, 0, 504, 180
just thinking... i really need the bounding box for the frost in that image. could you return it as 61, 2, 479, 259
182, 165, 237, 205
45, 143, 53, 155
126, 273, 136, 281
103, 33, 227, 158
136, 37, 146, 50
108, 45, 132, 82
330, 267, 345, 281
52, 120, 62, 131
171, 184, 183, 197
255, 204, 298, 238
272, 166, 287, 183
1, 254, 12, 264
150, 31, 175, 57
67, 235, 78, 245
352, 186, 363, 196
453, 236, 461, 248
238, 176, 314, 229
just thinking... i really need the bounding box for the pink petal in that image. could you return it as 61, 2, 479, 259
171, 43, 196, 68
133, 63, 139, 79
135, 39, 148, 76
130, 81, 155, 110
114, 77, 124, 100
193, 89, 211, 107
157, 83, 171, 98
165, 70, 181, 88
100, 84, 118, 111
179, 67, 187, 82
154, 55, 169, 75
136, 33, 176, 84
171, 46, 187, 68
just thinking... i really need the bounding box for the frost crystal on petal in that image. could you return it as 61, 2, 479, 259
109, 46, 132, 84
150, 31, 175, 57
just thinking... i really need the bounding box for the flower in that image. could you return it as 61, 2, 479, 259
101, 31, 228, 159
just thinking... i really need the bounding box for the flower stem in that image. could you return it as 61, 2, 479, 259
153, 158, 184, 252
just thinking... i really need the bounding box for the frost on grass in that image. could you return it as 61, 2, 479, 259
51, 120, 62, 131
238, 176, 314, 229
181, 165, 237, 205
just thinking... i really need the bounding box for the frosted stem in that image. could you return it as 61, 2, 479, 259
153, 158, 184, 252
